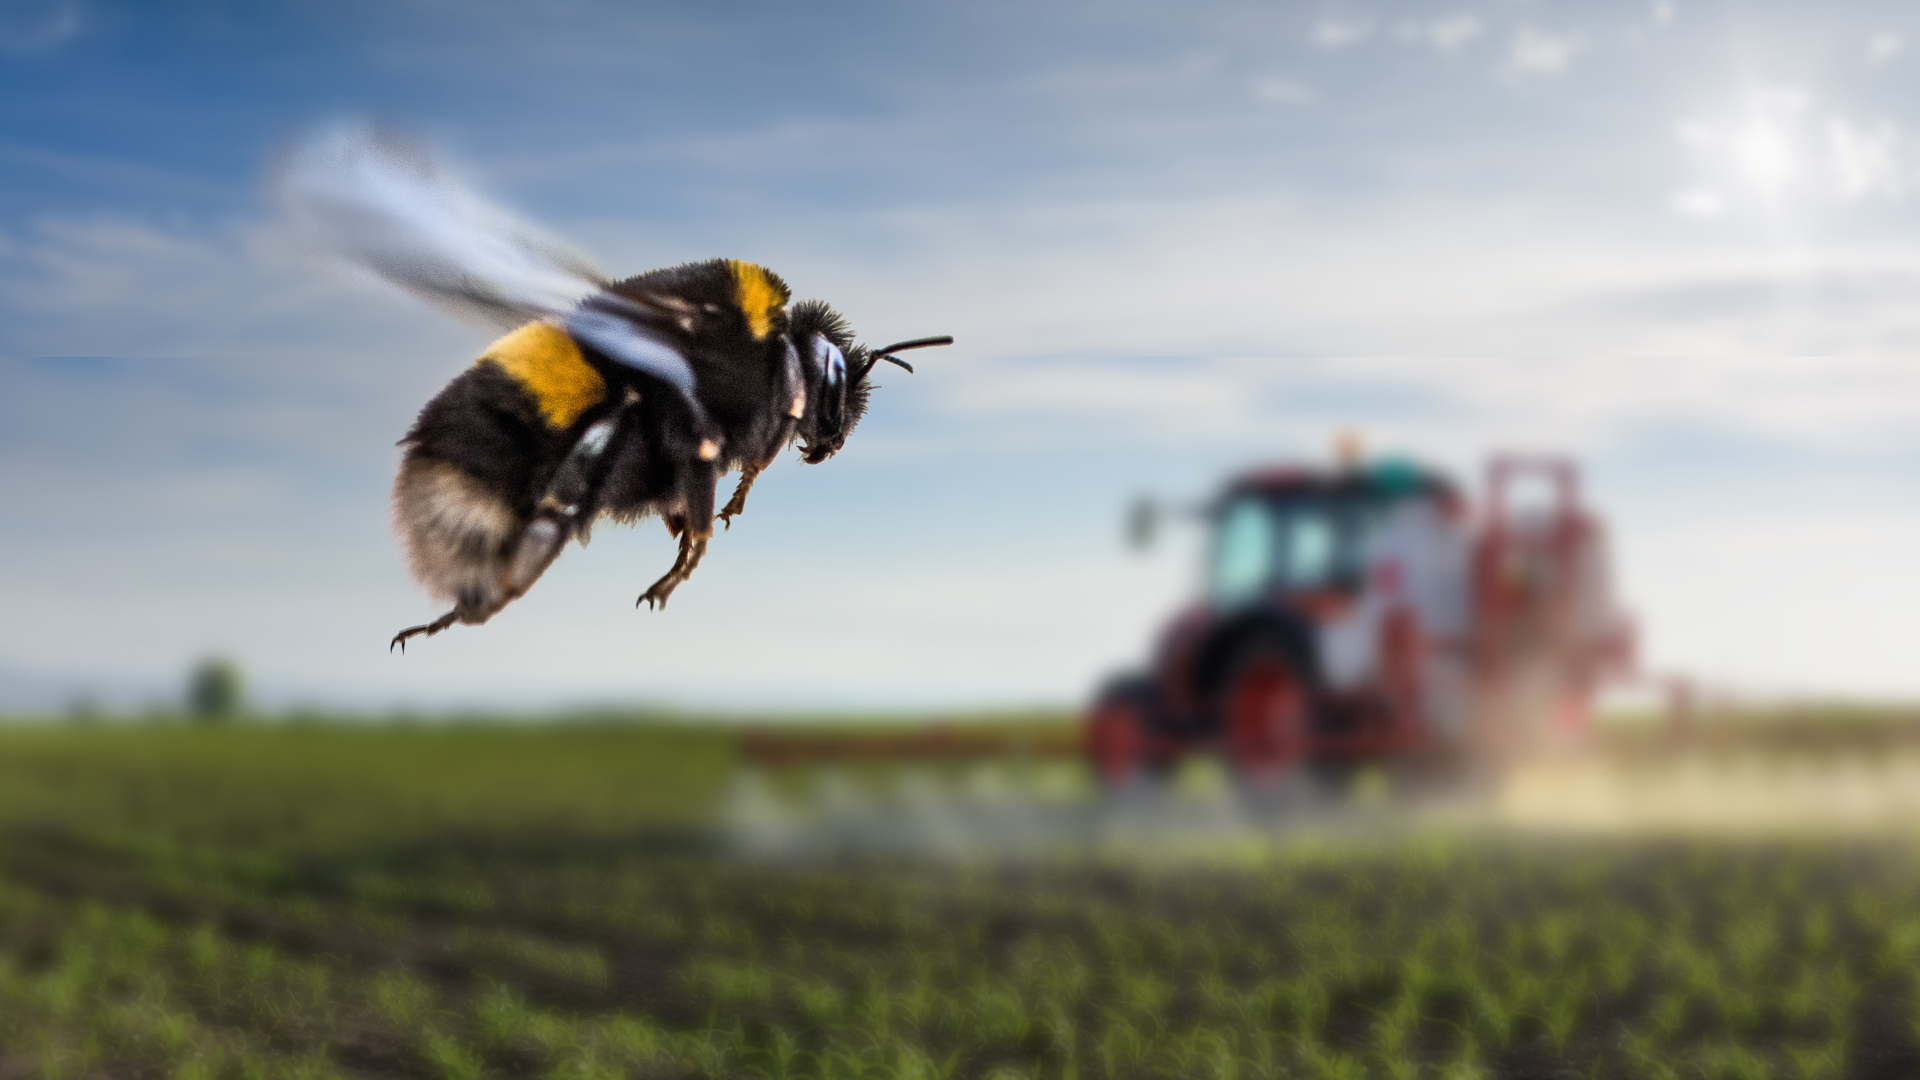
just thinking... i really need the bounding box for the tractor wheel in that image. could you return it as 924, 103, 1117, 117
1086, 684, 1168, 790
1223, 644, 1312, 806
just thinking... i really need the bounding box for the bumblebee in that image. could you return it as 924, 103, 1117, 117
278, 126, 951, 649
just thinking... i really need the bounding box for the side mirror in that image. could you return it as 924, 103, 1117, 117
1126, 495, 1160, 552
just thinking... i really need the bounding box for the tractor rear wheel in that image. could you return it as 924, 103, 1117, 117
1223, 644, 1311, 804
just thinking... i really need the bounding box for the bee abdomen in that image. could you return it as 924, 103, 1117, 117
393, 351, 565, 615
393, 456, 519, 612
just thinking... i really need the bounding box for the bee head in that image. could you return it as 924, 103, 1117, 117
786, 302, 856, 463
786, 305, 949, 465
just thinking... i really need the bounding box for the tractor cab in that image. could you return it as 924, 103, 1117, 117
1207, 461, 1459, 608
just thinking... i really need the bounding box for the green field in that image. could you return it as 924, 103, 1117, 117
5, 718, 1920, 1079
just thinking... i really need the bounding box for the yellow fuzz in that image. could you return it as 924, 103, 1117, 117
479, 321, 607, 430
728, 259, 786, 340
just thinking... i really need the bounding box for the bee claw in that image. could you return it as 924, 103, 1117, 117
390, 609, 459, 652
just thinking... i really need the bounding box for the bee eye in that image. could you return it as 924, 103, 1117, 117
812, 334, 846, 387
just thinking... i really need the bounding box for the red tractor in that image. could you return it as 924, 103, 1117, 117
1086, 454, 1632, 796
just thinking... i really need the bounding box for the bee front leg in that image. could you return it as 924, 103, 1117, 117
717, 462, 764, 529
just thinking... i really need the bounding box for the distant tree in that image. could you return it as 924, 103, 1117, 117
187, 657, 244, 721
65, 694, 104, 725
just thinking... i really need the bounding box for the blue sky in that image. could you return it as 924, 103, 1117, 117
5, 0, 1920, 711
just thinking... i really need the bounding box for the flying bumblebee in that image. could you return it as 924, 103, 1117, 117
278, 125, 951, 650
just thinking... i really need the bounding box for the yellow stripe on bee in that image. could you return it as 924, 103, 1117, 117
479, 321, 607, 430
728, 259, 787, 340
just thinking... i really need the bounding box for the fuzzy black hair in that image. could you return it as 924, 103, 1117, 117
787, 300, 868, 462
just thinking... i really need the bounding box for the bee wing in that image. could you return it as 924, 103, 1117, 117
277, 123, 607, 330
279, 123, 708, 413
563, 301, 700, 404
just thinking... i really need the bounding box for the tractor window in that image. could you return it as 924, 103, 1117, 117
1210, 490, 1401, 602
1264, 499, 1350, 589
1209, 498, 1274, 603
1283, 512, 1337, 585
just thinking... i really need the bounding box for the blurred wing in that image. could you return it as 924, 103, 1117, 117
277, 123, 606, 330
279, 123, 707, 413
564, 301, 699, 402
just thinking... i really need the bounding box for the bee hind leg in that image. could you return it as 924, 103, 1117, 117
391, 611, 458, 653
391, 517, 571, 652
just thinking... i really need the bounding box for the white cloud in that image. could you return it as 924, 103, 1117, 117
1510, 26, 1580, 74
1426, 13, 1482, 53
1674, 88, 1914, 212
0, 213, 477, 371
1651, 1, 1677, 26
1674, 119, 1715, 150
1310, 15, 1374, 49
1868, 31, 1902, 67
1828, 118, 1904, 200
1394, 12, 1483, 54
1250, 76, 1316, 106
930, 345, 1920, 456
1669, 187, 1725, 218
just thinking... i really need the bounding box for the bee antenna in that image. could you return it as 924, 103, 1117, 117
875, 335, 954, 355
858, 335, 953, 378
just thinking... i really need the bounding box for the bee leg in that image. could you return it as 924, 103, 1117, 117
637, 529, 709, 610
717, 463, 764, 529
390, 516, 570, 652
639, 461, 717, 610
390, 610, 459, 653
498, 516, 568, 605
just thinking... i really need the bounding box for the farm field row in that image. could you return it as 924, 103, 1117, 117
4, 719, 1920, 1079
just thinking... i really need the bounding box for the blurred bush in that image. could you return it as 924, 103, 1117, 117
186, 656, 243, 721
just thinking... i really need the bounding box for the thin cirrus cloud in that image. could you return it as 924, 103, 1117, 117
1397, 13, 1484, 54
1250, 76, 1316, 106
1314, 11, 1482, 54
1311, 15, 1375, 50
0, 0, 81, 56
1509, 26, 1581, 74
